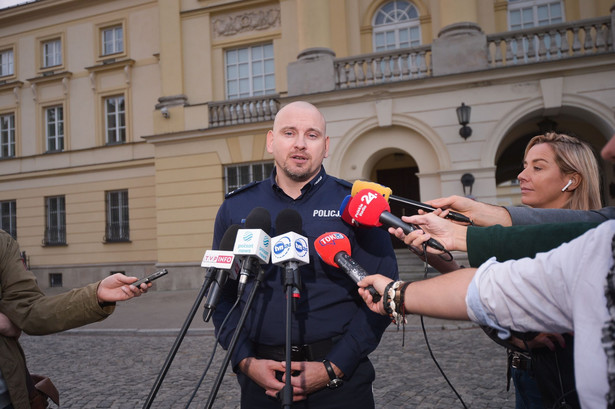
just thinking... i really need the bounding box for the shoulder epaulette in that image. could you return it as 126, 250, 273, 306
332, 177, 352, 191
224, 180, 259, 199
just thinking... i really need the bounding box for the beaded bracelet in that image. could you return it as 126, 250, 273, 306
382, 280, 396, 319
387, 281, 407, 325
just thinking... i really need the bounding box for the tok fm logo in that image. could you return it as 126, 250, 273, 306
318, 232, 345, 247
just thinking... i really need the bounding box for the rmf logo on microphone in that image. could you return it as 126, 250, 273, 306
317, 232, 345, 247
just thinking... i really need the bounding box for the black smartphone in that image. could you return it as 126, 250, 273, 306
131, 269, 168, 287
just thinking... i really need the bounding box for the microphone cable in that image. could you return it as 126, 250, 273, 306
183, 297, 241, 409
416, 242, 469, 409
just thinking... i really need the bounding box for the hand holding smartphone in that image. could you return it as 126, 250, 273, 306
131, 269, 168, 288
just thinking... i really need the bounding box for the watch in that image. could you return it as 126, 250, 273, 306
322, 359, 343, 389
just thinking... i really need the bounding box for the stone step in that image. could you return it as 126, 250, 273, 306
394, 248, 469, 282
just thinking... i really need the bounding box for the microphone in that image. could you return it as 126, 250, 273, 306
347, 188, 447, 252
201, 224, 242, 322
349, 179, 472, 224
314, 232, 381, 302
234, 207, 272, 298
339, 195, 361, 227
271, 209, 309, 299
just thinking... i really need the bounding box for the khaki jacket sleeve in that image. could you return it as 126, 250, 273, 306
0, 231, 114, 335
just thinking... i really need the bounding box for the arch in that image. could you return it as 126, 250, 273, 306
362, 0, 428, 28
326, 113, 451, 180
481, 95, 615, 168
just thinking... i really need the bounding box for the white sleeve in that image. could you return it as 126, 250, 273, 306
466, 221, 615, 335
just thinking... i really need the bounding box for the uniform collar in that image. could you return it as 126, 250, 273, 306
270, 166, 327, 200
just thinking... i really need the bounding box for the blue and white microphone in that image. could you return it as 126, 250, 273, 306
271, 209, 309, 299
234, 207, 272, 298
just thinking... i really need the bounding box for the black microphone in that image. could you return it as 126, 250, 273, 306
314, 232, 381, 302
202, 224, 241, 322
234, 207, 272, 298
271, 209, 310, 299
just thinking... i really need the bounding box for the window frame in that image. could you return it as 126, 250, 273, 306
44, 195, 66, 246
103, 94, 126, 145
507, 0, 565, 30
105, 189, 130, 243
44, 104, 64, 153
98, 21, 126, 59
224, 42, 275, 100
41, 37, 63, 69
224, 161, 274, 194
0, 112, 16, 159
0, 47, 15, 78
372, 0, 422, 51
0, 199, 17, 240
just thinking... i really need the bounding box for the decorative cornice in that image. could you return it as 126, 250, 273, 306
26, 71, 72, 85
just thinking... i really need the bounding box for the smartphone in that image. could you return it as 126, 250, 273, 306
131, 269, 168, 287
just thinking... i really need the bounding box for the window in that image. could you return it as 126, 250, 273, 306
45, 105, 64, 152
225, 161, 274, 194
508, 0, 564, 30
0, 113, 15, 159
101, 25, 123, 56
104, 95, 125, 144
42, 38, 62, 68
105, 190, 130, 242
49, 273, 63, 287
225, 43, 275, 99
0, 49, 13, 77
0, 200, 16, 239
373, 1, 421, 51
508, 0, 564, 61
45, 196, 66, 245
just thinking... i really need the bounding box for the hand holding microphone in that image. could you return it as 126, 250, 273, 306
314, 232, 381, 302
349, 180, 472, 224
346, 188, 447, 252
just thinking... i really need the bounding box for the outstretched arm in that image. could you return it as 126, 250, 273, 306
357, 269, 476, 321
426, 195, 512, 227
97, 273, 151, 303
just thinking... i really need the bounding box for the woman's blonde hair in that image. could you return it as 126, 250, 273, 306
524, 132, 602, 210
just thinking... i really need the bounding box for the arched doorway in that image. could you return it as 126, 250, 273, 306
495, 115, 612, 207
371, 152, 419, 248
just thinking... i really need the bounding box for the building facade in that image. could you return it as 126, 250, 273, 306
0, 0, 614, 290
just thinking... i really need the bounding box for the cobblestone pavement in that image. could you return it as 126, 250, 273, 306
21, 318, 515, 409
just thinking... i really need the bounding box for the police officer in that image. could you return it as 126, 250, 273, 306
211, 101, 398, 408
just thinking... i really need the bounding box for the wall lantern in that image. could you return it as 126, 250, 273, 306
461, 173, 475, 197
456, 102, 472, 140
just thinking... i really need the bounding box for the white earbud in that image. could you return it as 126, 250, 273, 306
562, 179, 573, 192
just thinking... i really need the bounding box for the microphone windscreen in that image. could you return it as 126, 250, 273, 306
275, 208, 303, 235
314, 232, 352, 268
347, 188, 390, 227
220, 224, 241, 251
351, 180, 392, 201
245, 207, 271, 232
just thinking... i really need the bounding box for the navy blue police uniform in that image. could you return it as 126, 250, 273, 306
211, 166, 399, 409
